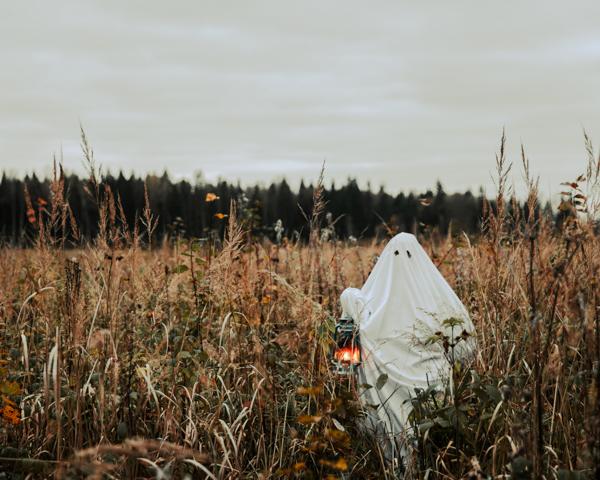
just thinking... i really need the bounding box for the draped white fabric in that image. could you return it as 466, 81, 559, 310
340, 233, 475, 459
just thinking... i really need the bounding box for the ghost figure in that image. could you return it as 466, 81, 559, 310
340, 233, 476, 468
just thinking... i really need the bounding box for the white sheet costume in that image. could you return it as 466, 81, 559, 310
340, 233, 476, 466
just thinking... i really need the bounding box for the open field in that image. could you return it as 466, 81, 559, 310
1, 151, 600, 479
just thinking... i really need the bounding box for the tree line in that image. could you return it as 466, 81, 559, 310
0, 169, 550, 245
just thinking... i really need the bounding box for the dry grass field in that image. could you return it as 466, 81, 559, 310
1, 143, 599, 479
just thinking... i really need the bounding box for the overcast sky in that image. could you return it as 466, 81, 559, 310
1, 1, 600, 197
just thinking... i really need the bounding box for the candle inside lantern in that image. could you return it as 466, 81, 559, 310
334, 345, 361, 365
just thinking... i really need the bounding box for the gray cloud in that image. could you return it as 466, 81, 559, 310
1, 0, 600, 198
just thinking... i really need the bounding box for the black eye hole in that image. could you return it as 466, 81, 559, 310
406, 250, 412, 258
394, 250, 399, 256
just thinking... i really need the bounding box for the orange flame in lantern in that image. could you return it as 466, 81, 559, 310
334, 346, 360, 364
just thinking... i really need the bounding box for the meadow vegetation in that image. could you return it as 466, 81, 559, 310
0, 133, 599, 478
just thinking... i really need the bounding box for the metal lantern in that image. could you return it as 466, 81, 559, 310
332, 315, 361, 375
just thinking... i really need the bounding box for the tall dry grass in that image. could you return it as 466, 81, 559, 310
0, 133, 599, 478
